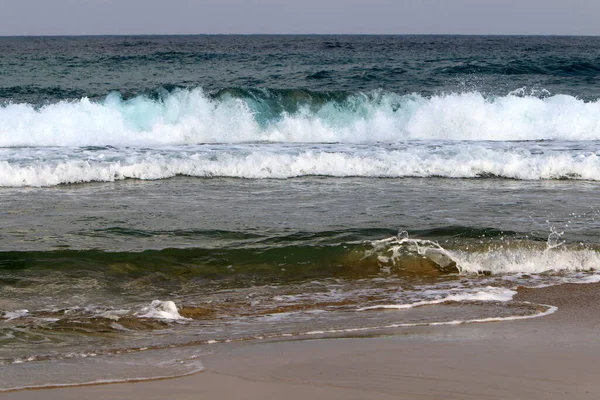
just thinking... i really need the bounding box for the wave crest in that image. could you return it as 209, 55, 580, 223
2, 89, 600, 147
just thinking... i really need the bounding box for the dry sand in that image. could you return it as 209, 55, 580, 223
3, 282, 600, 399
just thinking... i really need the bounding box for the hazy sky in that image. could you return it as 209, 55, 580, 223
1, 0, 599, 36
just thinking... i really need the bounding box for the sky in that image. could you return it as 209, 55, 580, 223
1, 0, 599, 36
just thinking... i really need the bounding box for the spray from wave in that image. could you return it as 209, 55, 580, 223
368, 230, 600, 276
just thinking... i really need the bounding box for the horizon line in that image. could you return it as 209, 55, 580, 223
1, 32, 600, 38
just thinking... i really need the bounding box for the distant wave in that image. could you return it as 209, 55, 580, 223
2, 88, 600, 147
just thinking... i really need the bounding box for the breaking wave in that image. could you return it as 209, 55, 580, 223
2, 88, 600, 147
369, 232, 600, 276
3, 88, 600, 186
2, 141, 600, 186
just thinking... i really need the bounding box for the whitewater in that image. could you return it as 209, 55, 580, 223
2, 89, 600, 186
3, 89, 600, 146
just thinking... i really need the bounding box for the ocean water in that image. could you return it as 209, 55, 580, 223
2, 35, 600, 390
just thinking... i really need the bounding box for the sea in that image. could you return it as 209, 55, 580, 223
1, 35, 600, 390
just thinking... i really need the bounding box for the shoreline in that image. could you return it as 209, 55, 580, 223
3, 282, 600, 399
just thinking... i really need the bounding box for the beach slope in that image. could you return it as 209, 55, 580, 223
4, 283, 600, 400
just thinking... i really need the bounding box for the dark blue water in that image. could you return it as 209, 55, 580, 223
2, 35, 600, 103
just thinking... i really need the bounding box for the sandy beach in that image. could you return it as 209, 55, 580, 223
3, 282, 600, 400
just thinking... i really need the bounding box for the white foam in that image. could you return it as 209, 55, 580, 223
305, 304, 557, 335
3, 116, 600, 185
4, 142, 600, 186
136, 300, 188, 320
2, 309, 29, 320
369, 234, 600, 276
2, 90, 600, 148
99, 309, 130, 321
358, 287, 516, 311
455, 248, 600, 275
427, 304, 558, 325
573, 274, 600, 284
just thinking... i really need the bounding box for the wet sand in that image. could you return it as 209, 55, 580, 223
4, 282, 600, 400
